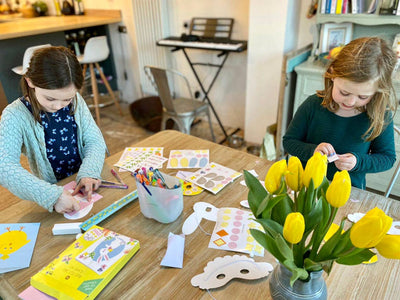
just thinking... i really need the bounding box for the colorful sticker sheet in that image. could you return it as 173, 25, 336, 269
208, 208, 264, 256
187, 162, 242, 194
0, 223, 41, 273
167, 150, 209, 169
117, 147, 164, 172
114, 152, 168, 173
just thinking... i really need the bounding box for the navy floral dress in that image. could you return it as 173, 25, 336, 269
21, 98, 82, 180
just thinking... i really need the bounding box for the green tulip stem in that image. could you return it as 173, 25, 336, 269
309, 207, 338, 259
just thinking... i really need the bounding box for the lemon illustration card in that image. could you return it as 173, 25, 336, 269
0, 223, 40, 274
167, 150, 209, 169
31, 225, 140, 300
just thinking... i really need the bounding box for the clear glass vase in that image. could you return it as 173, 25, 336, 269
269, 264, 327, 300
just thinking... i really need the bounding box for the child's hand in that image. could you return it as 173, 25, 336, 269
54, 190, 80, 213
314, 143, 336, 156
334, 153, 357, 171
72, 177, 101, 202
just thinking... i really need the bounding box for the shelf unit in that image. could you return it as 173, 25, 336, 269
317, 0, 400, 40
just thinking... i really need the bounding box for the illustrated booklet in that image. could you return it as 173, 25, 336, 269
31, 226, 140, 300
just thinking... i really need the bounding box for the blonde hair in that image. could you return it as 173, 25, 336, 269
20, 46, 83, 123
317, 37, 398, 141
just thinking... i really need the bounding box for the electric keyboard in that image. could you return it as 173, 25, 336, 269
157, 37, 247, 52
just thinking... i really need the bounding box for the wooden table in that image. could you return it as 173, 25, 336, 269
0, 9, 121, 40
1, 130, 399, 299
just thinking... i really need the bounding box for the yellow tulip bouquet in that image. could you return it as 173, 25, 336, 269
244, 152, 400, 286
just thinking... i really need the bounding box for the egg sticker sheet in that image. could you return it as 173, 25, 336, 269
167, 150, 209, 169
208, 208, 264, 256
187, 162, 242, 194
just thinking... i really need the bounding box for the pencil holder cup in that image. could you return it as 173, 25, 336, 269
136, 172, 183, 224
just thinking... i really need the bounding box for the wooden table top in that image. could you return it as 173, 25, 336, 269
0, 130, 399, 299
0, 9, 121, 40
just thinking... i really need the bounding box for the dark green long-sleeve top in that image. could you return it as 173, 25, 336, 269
283, 94, 396, 189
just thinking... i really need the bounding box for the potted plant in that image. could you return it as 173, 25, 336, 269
244, 152, 400, 300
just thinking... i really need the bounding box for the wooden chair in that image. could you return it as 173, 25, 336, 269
144, 66, 215, 142
385, 125, 400, 198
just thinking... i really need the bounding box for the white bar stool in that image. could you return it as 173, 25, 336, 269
12, 44, 51, 75
77, 36, 122, 125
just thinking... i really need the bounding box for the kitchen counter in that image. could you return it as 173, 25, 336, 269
0, 9, 121, 40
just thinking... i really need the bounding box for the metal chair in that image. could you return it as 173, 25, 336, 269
144, 66, 216, 142
77, 36, 122, 125
385, 125, 400, 198
12, 44, 51, 75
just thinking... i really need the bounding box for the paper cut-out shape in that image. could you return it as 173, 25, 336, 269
240, 200, 250, 209
348, 213, 400, 235
328, 153, 339, 163
182, 202, 218, 235
161, 233, 185, 268
188, 162, 242, 194
363, 254, 378, 264
0, 223, 40, 273
191, 255, 273, 289
63, 181, 103, 220
176, 171, 204, 196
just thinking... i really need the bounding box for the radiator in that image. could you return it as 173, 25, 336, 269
133, 0, 170, 95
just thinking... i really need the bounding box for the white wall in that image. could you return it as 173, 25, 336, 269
84, 0, 315, 144
244, 1, 288, 143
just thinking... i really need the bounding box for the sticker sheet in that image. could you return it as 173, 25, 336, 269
114, 152, 167, 173
116, 147, 164, 171
187, 162, 242, 194
208, 207, 264, 256
63, 181, 103, 220
167, 150, 209, 169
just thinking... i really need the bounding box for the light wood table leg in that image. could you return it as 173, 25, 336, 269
89, 63, 101, 126
95, 62, 122, 115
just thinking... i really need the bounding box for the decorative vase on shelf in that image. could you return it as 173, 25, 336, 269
269, 264, 327, 300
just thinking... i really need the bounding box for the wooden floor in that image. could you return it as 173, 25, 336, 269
97, 101, 252, 156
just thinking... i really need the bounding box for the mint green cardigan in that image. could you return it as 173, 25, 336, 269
0, 93, 106, 211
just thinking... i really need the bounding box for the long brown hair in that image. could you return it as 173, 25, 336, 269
317, 37, 398, 141
20, 46, 83, 122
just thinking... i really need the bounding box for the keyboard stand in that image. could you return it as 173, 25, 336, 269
181, 48, 233, 142
158, 38, 247, 143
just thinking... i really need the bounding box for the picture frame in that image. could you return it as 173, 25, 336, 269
319, 23, 353, 54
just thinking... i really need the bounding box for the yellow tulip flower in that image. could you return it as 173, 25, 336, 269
326, 170, 351, 208
285, 156, 303, 192
283, 212, 305, 244
265, 159, 287, 194
375, 235, 400, 259
350, 207, 393, 248
302, 152, 327, 189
